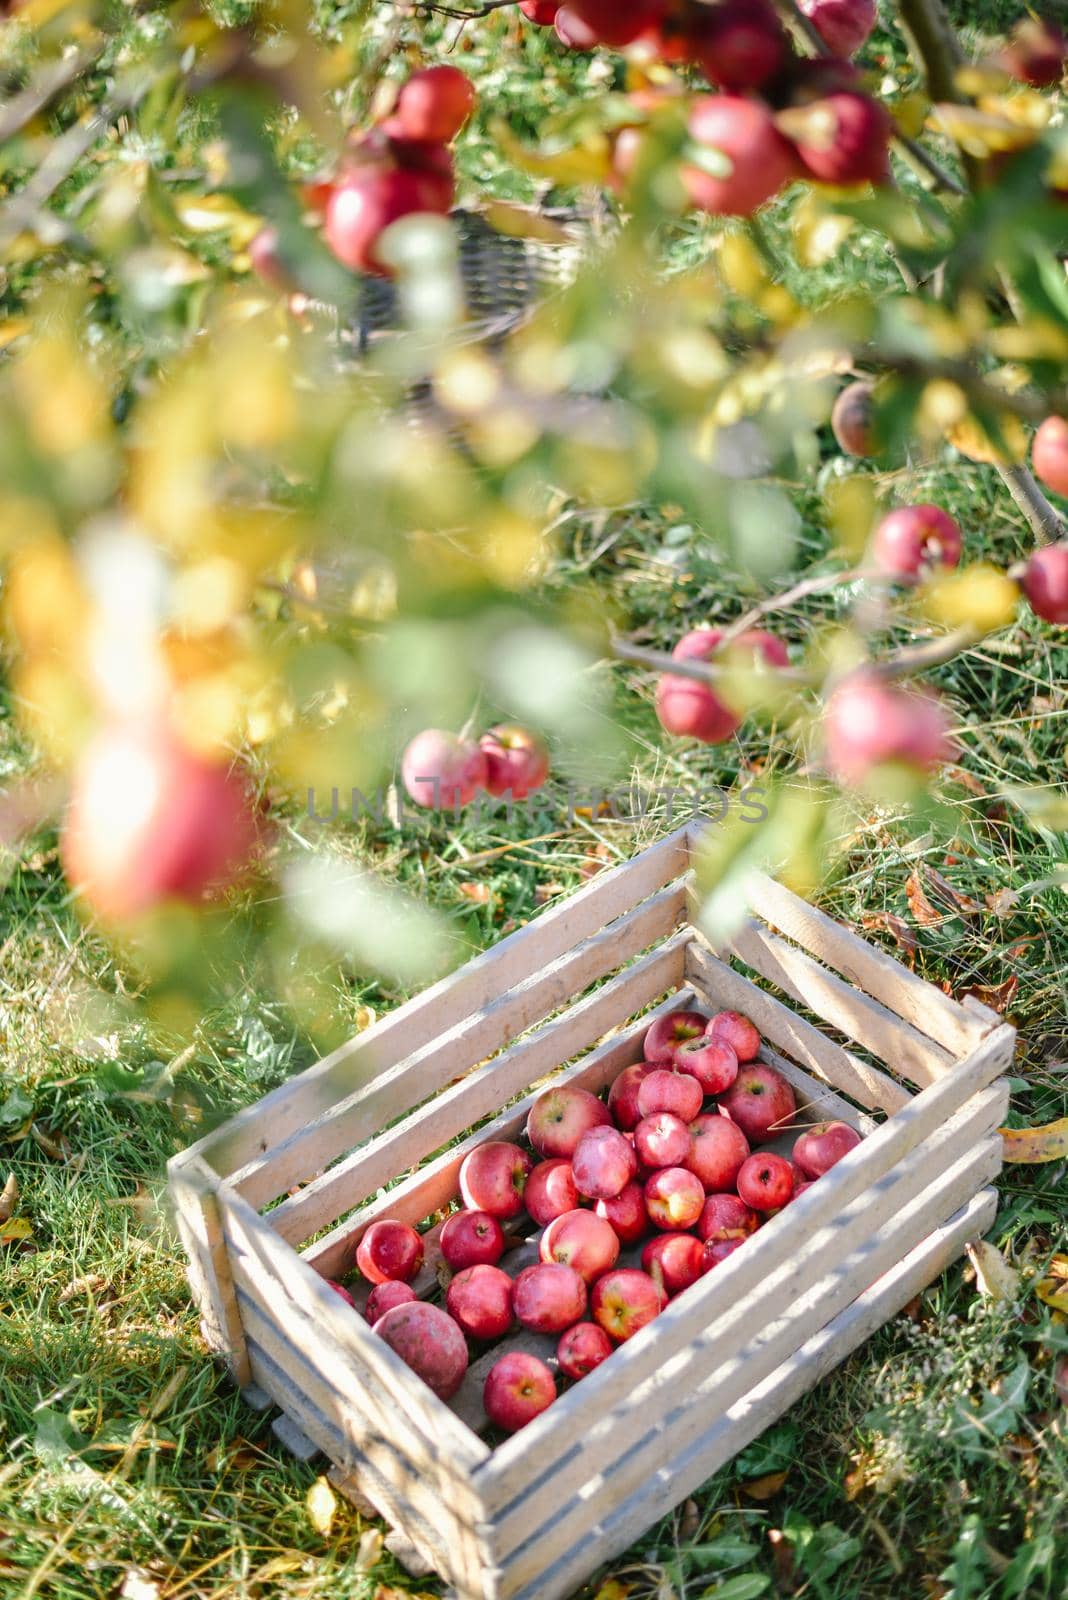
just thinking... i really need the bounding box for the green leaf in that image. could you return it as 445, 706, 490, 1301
699, 1577, 770, 1600
938, 1514, 989, 1600
685, 1537, 760, 1572
0, 1083, 33, 1131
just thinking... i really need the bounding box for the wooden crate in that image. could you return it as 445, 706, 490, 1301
168, 823, 1014, 1600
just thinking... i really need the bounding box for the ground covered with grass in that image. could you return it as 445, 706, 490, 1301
3, 1, 1068, 1597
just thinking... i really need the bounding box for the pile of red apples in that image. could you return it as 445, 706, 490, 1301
329, 1005, 860, 1433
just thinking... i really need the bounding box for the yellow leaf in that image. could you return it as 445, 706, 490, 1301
946, 411, 1028, 465
1036, 1256, 1068, 1314
593, 1582, 633, 1600
306, 1475, 337, 1537
921, 563, 1020, 634
743, 1468, 790, 1498
1001, 1117, 1068, 1163
0, 1217, 33, 1244
171, 192, 262, 245
966, 1239, 1020, 1301
0, 1174, 17, 1223
481, 201, 575, 245
490, 118, 611, 186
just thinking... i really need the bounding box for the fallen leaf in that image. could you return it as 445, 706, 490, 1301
742, 1468, 789, 1498
355, 1528, 384, 1571
535, 881, 566, 903
0, 1217, 33, 1245
922, 867, 984, 918
1036, 1254, 1068, 1313
592, 1582, 633, 1600
985, 888, 1019, 916
1054, 1356, 1068, 1409
860, 911, 917, 963
58, 1273, 111, 1303
1001, 1117, 1068, 1164
0, 1174, 17, 1223
457, 881, 492, 905
118, 1569, 161, 1600
31, 1124, 72, 1162
959, 975, 1018, 1014
905, 872, 941, 926
966, 1239, 1020, 1300
205, 1437, 263, 1473
306, 1475, 337, 1537
678, 1498, 700, 1541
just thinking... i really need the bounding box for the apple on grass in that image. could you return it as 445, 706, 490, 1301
607, 1062, 654, 1129
645, 1167, 705, 1231
634, 1111, 691, 1169
526, 1085, 610, 1159
685, 1114, 751, 1193
373, 1302, 468, 1400
591, 1268, 668, 1343
636, 1069, 704, 1124
737, 1152, 796, 1212
707, 1010, 761, 1063
793, 1120, 862, 1177
595, 1181, 649, 1244
557, 1321, 613, 1379
540, 1209, 620, 1283
365, 1280, 418, 1322
355, 1219, 424, 1285
523, 1159, 580, 1226
459, 1142, 533, 1219
479, 725, 550, 799
512, 1262, 587, 1333
484, 1352, 556, 1432
440, 1209, 505, 1270
719, 1064, 797, 1144
446, 1264, 514, 1340
642, 1010, 708, 1066
400, 729, 487, 810
697, 1192, 759, 1244
641, 1233, 706, 1296
571, 1125, 638, 1200
675, 1034, 738, 1095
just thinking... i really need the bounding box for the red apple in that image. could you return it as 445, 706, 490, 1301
483, 1351, 556, 1431
392, 66, 476, 143
61, 723, 262, 921
446, 1263, 514, 1340
459, 1142, 533, 1219
557, 1320, 613, 1379
644, 1166, 705, 1230
831, 380, 876, 455
523, 1159, 580, 1226
356, 1219, 424, 1285
719, 1064, 797, 1144
798, 0, 875, 57
697, 1191, 759, 1244
479, 725, 550, 799
553, 6, 597, 47
655, 629, 739, 744
737, 1152, 795, 1211
326, 1279, 357, 1307
707, 1010, 761, 1064
248, 225, 291, 290
595, 1181, 649, 1244
571, 1125, 638, 1200
824, 674, 955, 785
643, 1009, 708, 1065
793, 1119, 862, 1177
641, 1232, 706, 1296
526, 1085, 610, 1159
1022, 543, 1068, 624
365, 1280, 418, 1321
675, 1034, 739, 1095
440, 1209, 505, 1270
703, 1235, 747, 1269
512, 1262, 587, 1333
634, 1111, 691, 1169
789, 92, 891, 185
325, 167, 453, 277
563, 0, 665, 48
637, 1069, 704, 1124
400, 728, 488, 809
690, 0, 787, 91
999, 18, 1066, 87
683, 95, 797, 217
373, 1301, 468, 1399
607, 1061, 655, 1129
873, 504, 963, 579
540, 1208, 620, 1283
519, 0, 560, 21
591, 1267, 668, 1343
685, 1113, 751, 1193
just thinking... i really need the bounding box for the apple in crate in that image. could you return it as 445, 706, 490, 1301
512, 1263, 587, 1333
697, 1192, 759, 1244
372, 1302, 468, 1400
326, 1280, 357, 1307
446, 1264, 514, 1340
637, 1069, 703, 1124
737, 1152, 795, 1212
365, 1280, 418, 1321
484, 1351, 557, 1432
572, 1125, 638, 1199
459, 1142, 533, 1218
527, 1085, 610, 1159
591, 1268, 668, 1343
356, 1220, 424, 1285
719, 1064, 797, 1144
634, 1110, 690, 1169
524, 1158, 580, 1226
607, 1062, 654, 1129
704, 1236, 747, 1269
685, 1113, 750, 1193
675, 1034, 739, 1094
595, 1181, 648, 1244
440, 1209, 505, 1270
707, 1010, 761, 1062
641, 1233, 706, 1296
643, 1010, 709, 1065
794, 1120, 862, 1177
540, 1209, 620, 1283
644, 1167, 705, 1230
557, 1321, 613, 1379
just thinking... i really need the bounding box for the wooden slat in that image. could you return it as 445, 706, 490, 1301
167, 1153, 251, 1386
743, 871, 987, 1055
686, 941, 911, 1113
484, 1082, 1007, 1560
236, 887, 689, 1211
268, 901, 690, 1242
725, 919, 954, 1088
194, 828, 690, 1178
475, 1021, 1014, 1512
497, 1187, 997, 1600
300, 980, 696, 1279
216, 1183, 489, 1479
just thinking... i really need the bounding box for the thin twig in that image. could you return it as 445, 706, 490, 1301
414, 0, 515, 15
996, 463, 1066, 545
869, 624, 982, 680
609, 637, 815, 685
0, 45, 104, 145
717, 567, 871, 645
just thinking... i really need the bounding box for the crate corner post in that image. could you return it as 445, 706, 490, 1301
167, 1150, 252, 1390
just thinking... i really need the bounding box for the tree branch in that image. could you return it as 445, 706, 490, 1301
996, 463, 1066, 545
895, 0, 966, 104
609, 637, 815, 685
